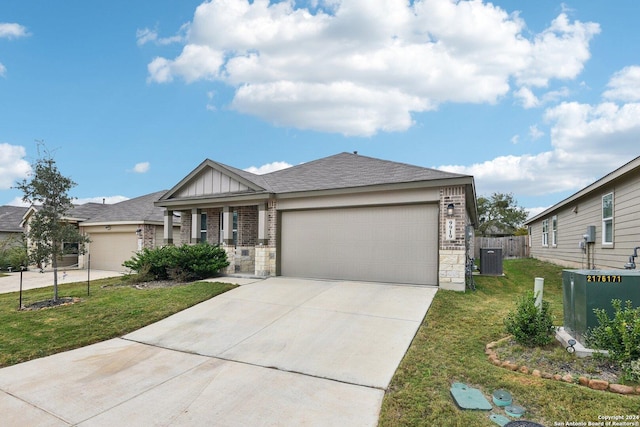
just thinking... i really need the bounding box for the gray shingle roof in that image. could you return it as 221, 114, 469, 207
81, 190, 170, 224
0, 206, 28, 232
259, 152, 469, 193
68, 203, 109, 220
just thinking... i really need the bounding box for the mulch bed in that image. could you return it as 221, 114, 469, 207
21, 297, 81, 311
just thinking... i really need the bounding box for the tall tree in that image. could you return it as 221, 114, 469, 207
15, 148, 89, 301
477, 192, 528, 237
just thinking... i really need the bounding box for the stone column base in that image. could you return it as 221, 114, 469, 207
255, 246, 276, 277
439, 249, 466, 292
222, 245, 236, 275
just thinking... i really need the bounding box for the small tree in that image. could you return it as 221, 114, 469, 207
15, 148, 89, 302
477, 192, 528, 237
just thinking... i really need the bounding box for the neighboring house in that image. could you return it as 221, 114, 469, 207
80, 191, 181, 271
156, 152, 478, 290
19, 191, 181, 272
0, 206, 28, 247
525, 155, 640, 270
21, 203, 107, 268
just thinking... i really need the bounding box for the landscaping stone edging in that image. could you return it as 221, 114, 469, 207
485, 337, 640, 396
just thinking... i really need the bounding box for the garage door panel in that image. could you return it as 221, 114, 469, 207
281, 204, 438, 285
88, 233, 138, 272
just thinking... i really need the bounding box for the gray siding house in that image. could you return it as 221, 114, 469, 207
525, 156, 640, 270
157, 152, 478, 290
0, 206, 28, 247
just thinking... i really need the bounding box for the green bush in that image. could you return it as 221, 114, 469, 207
0, 244, 28, 271
504, 290, 555, 347
586, 299, 640, 382
123, 243, 229, 282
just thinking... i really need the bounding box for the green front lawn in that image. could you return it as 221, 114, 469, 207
0, 278, 236, 367
379, 258, 639, 426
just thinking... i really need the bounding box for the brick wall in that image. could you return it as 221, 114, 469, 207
440, 186, 466, 251
439, 185, 467, 291
267, 199, 277, 247
237, 205, 258, 246
179, 210, 191, 244
203, 208, 221, 244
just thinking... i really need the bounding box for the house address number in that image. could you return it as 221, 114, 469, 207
586, 275, 622, 283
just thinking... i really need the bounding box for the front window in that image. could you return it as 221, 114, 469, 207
542, 219, 548, 247
551, 216, 557, 247
200, 213, 207, 243
602, 193, 613, 245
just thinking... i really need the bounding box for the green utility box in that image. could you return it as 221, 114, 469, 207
562, 269, 640, 343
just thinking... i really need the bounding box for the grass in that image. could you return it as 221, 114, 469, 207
0, 277, 236, 367
379, 258, 639, 427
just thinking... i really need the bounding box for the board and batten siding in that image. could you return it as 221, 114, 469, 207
175, 168, 250, 198
529, 171, 640, 270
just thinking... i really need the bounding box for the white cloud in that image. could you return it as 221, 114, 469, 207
603, 65, 640, 102
514, 87, 540, 109
514, 86, 570, 109
440, 66, 640, 202
133, 162, 150, 173
136, 24, 189, 46
146, 0, 599, 136
244, 161, 292, 175
529, 125, 544, 140
510, 135, 520, 144
0, 23, 29, 39
0, 143, 31, 189
0, 22, 29, 78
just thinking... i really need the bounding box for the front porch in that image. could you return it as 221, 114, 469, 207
162, 202, 277, 278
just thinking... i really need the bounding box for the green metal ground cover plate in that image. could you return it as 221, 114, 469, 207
450, 382, 493, 410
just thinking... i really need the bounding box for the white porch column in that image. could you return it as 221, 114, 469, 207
222, 206, 233, 245
191, 208, 201, 244
163, 210, 174, 245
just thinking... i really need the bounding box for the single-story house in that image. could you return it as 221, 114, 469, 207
525, 155, 640, 270
79, 191, 181, 271
21, 202, 108, 269
156, 152, 478, 290
0, 206, 28, 247
19, 191, 181, 272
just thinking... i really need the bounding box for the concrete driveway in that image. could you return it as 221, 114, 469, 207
0, 277, 437, 426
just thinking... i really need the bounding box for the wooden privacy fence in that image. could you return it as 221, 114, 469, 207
474, 235, 529, 259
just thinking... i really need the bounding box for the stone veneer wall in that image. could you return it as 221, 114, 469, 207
439, 186, 467, 291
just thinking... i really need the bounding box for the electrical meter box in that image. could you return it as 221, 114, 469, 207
585, 226, 596, 243
563, 269, 640, 343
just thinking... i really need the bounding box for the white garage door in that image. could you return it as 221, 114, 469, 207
88, 233, 138, 272
280, 204, 438, 285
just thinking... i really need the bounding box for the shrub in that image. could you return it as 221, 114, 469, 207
0, 244, 28, 271
123, 243, 229, 282
504, 290, 555, 347
586, 299, 640, 382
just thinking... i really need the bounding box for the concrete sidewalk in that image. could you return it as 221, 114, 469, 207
0, 270, 260, 294
0, 269, 123, 294
0, 277, 437, 426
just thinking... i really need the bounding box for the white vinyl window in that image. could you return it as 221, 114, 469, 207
542, 219, 549, 247
551, 215, 558, 247
200, 213, 207, 243
602, 193, 613, 245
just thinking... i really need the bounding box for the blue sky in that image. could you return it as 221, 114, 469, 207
1, 0, 639, 217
